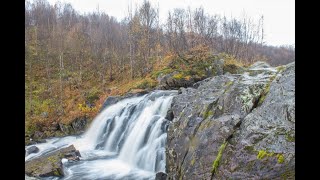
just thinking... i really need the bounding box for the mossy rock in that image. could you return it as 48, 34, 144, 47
25, 145, 79, 178
223, 64, 245, 74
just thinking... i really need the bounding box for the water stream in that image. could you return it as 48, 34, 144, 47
25, 90, 177, 180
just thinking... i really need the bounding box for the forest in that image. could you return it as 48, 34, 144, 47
25, 0, 295, 136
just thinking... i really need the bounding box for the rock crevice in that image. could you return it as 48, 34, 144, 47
166, 62, 295, 179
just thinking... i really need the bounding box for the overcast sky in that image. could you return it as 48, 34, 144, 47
45, 0, 294, 47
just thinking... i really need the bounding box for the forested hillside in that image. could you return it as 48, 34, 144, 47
25, 0, 295, 139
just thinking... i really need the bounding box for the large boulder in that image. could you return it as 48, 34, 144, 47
166, 62, 294, 179
25, 145, 81, 178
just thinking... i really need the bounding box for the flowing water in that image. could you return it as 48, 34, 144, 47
25, 90, 177, 180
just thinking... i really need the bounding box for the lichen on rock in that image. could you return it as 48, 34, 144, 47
166, 62, 295, 179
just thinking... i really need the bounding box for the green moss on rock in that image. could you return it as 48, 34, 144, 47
203, 110, 214, 120
285, 133, 295, 142
151, 68, 174, 79
223, 64, 240, 74
211, 141, 227, 174
257, 75, 277, 106
191, 156, 196, 166
257, 150, 270, 159
173, 73, 184, 80
280, 169, 295, 179
244, 145, 255, 152
276, 65, 285, 72
256, 150, 285, 164
277, 154, 285, 164
53, 169, 61, 176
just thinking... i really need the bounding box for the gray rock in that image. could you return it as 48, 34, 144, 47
26, 146, 39, 156
247, 61, 277, 76
192, 77, 211, 89
100, 96, 121, 111
249, 61, 272, 69
158, 72, 195, 90
166, 62, 294, 179
75, 150, 81, 157
64, 149, 81, 162
155, 172, 167, 180
57, 117, 88, 136
215, 62, 295, 179
157, 72, 200, 90
35, 139, 47, 143
165, 109, 174, 121
25, 145, 80, 178
35, 139, 46, 143
58, 123, 73, 134
71, 117, 87, 133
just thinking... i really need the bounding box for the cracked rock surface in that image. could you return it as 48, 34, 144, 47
166, 62, 295, 179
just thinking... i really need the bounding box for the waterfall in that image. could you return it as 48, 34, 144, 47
25, 90, 177, 180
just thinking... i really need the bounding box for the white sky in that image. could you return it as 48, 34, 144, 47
45, 0, 295, 46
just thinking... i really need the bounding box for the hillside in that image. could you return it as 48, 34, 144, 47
25, 45, 248, 144
25, 0, 295, 144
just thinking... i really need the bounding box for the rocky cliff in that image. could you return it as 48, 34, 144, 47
166, 61, 295, 179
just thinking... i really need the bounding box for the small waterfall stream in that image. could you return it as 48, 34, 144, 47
25, 90, 177, 180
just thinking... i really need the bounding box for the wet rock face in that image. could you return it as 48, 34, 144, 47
25, 145, 81, 178
71, 117, 87, 132
155, 172, 168, 180
26, 146, 39, 156
58, 116, 88, 135
100, 96, 122, 111
166, 62, 295, 179
165, 109, 174, 121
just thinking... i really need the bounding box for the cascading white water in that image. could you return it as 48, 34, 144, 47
25, 90, 177, 180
